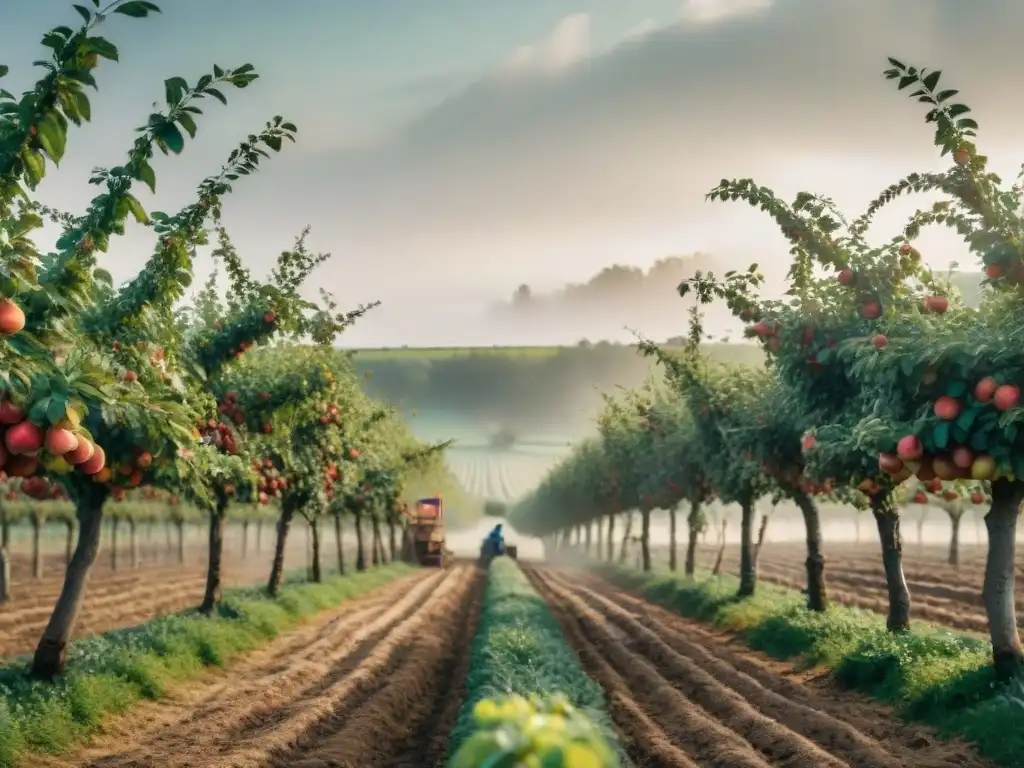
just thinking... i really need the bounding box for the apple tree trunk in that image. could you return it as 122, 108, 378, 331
584, 522, 593, 555
870, 491, 911, 632
947, 510, 962, 567
595, 516, 603, 557
31, 483, 109, 680
388, 521, 397, 562
983, 478, 1024, 681
256, 519, 263, 553
0, 502, 11, 604
31, 511, 44, 580
737, 495, 757, 597
354, 511, 366, 571
267, 503, 296, 598
793, 489, 827, 612
684, 499, 702, 577
128, 518, 138, 569
334, 512, 346, 574
310, 517, 322, 583
370, 518, 382, 566
175, 520, 185, 564
617, 513, 633, 565
667, 505, 677, 572
109, 516, 120, 572
200, 493, 229, 615
640, 509, 652, 572
64, 519, 75, 567
241, 519, 249, 559
605, 514, 615, 561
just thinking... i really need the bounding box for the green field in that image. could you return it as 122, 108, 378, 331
348, 342, 766, 366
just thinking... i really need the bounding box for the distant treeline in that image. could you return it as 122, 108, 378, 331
351, 342, 764, 430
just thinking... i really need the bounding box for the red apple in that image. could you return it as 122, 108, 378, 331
896, 435, 923, 461
993, 384, 1020, 411
974, 376, 998, 403
933, 396, 960, 420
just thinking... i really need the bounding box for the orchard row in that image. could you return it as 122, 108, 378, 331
512, 59, 1024, 682
0, 2, 456, 681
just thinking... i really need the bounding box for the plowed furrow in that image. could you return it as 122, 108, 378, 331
525, 565, 994, 768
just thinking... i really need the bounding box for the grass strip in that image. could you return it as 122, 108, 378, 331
590, 562, 1024, 767
446, 558, 625, 764
0, 562, 416, 768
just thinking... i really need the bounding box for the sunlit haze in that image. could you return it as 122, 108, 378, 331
4, 0, 1022, 346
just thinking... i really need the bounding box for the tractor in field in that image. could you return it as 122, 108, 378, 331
478, 523, 517, 567
405, 497, 453, 567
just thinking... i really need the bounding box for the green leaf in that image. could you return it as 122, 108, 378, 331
176, 111, 197, 138
154, 121, 185, 154
113, 1, 160, 18
36, 114, 67, 164
20, 148, 46, 188
136, 159, 156, 193
955, 407, 977, 431
969, 428, 988, 452
47, 394, 68, 424
946, 380, 966, 398
69, 89, 92, 121
164, 76, 189, 106
73, 4, 92, 22
922, 70, 941, 91
86, 36, 119, 61
900, 357, 915, 376
815, 348, 831, 363
932, 421, 950, 450
205, 87, 227, 105
0, 66, 9, 79
124, 194, 149, 224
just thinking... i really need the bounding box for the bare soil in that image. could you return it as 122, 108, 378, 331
668, 541, 1023, 633
0, 538, 345, 657
522, 563, 995, 768
36, 563, 483, 768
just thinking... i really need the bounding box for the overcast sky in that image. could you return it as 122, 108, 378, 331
4, 0, 1023, 345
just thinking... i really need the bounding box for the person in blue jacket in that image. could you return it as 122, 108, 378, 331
485, 523, 505, 556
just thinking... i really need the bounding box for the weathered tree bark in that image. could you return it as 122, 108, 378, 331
870, 491, 911, 632
333, 512, 346, 574
128, 517, 138, 570
64, 519, 75, 567
947, 510, 962, 567
983, 479, 1024, 681
793, 489, 828, 612
640, 509, 652, 572
617, 512, 633, 565
310, 517, 322, 583
354, 511, 366, 571
684, 500, 702, 577
737, 495, 757, 597
199, 491, 229, 615
668, 505, 678, 572
266, 504, 295, 598
241, 519, 249, 559
606, 514, 615, 561
256, 519, 263, 553
31, 483, 109, 680
109, 516, 120, 572
164, 521, 172, 556
30, 510, 44, 580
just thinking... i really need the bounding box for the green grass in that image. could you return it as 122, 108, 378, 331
0, 563, 415, 768
591, 563, 1024, 767
446, 558, 624, 764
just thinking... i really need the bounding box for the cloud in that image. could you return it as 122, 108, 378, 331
501, 13, 592, 75
679, 0, 773, 24
622, 18, 657, 43
252, 0, 1024, 345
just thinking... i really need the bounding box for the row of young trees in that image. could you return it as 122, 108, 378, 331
0, 1, 458, 680
511, 59, 1024, 682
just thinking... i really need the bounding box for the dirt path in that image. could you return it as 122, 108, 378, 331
37, 563, 483, 768
523, 564, 994, 768
0, 540, 353, 657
